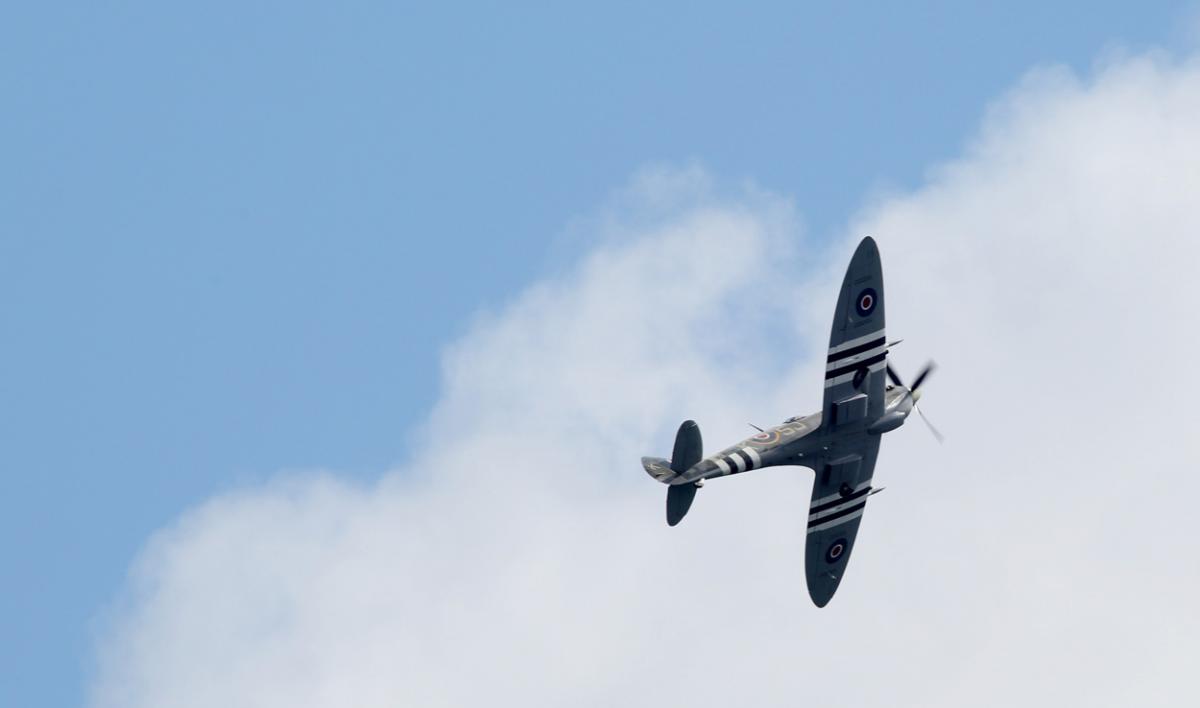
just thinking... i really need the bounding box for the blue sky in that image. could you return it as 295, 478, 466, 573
1, 3, 1195, 705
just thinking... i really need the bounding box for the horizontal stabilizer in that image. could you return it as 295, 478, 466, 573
667, 483, 698, 526
644, 420, 704, 524
671, 420, 703, 473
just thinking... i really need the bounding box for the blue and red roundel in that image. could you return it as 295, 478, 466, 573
826, 538, 849, 563
855, 288, 877, 317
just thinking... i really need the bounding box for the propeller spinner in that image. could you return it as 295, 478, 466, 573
886, 360, 942, 443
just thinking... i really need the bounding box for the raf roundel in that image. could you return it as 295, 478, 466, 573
749, 429, 781, 446
855, 287, 877, 317
825, 538, 848, 564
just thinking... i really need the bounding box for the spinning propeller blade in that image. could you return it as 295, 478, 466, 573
888, 355, 942, 442
910, 361, 936, 393
916, 405, 945, 444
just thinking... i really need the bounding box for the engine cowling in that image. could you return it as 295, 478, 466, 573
867, 410, 907, 435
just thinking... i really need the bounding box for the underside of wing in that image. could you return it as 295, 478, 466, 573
823, 237, 887, 430
804, 434, 880, 607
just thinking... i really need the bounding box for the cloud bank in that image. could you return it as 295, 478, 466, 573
93, 53, 1200, 707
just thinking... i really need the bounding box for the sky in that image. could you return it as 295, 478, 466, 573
3, 3, 1200, 706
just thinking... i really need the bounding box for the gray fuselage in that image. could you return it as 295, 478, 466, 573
674, 385, 913, 485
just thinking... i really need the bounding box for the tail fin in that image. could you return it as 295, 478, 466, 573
642, 420, 704, 526
641, 420, 704, 482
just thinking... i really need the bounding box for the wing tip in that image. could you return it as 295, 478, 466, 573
806, 575, 839, 608
851, 235, 881, 265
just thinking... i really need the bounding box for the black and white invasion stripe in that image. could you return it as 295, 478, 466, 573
807, 480, 872, 533
713, 447, 762, 475
824, 330, 887, 387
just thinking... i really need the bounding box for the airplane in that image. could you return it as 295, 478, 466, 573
641, 236, 936, 607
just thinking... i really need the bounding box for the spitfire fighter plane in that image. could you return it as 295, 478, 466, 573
642, 236, 935, 607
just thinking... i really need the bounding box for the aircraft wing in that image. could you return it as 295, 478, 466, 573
803, 237, 887, 606
803, 434, 880, 607
823, 236, 887, 427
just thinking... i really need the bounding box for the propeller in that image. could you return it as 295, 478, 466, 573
916, 405, 945, 444
887, 359, 942, 443
910, 362, 935, 393
887, 361, 935, 395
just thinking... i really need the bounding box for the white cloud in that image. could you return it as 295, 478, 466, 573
93, 53, 1200, 708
